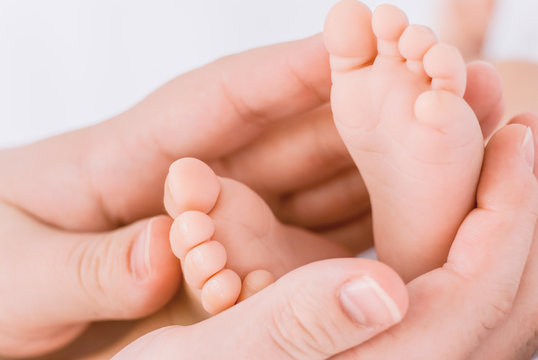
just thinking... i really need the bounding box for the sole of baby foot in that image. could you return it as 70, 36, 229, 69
324, 0, 484, 282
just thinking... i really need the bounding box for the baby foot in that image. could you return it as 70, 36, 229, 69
164, 158, 350, 315
324, 0, 484, 281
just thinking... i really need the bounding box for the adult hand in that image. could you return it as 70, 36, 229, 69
0, 33, 504, 357
113, 116, 538, 359
466, 112, 538, 360
344, 116, 538, 359
113, 259, 408, 360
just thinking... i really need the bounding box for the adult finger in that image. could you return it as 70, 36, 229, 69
0, 34, 332, 232
275, 166, 368, 229
341, 123, 538, 359
215, 62, 504, 228
109, 33, 331, 160
464, 61, 505, 138
0, 209, 180, 358
112, 259, 408, 360
321, 214, 374, 254
215, 62, 504, 195
467, 112, 538, 360
211, 105, 352, 195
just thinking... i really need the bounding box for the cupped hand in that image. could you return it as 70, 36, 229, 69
467, 112, 538, 360
342, 115, 538, 359
112, 115, 538, 359
0, 34, 504, 357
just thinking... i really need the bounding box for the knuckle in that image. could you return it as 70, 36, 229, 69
266, 294, 339, 360
67, 233, 130, 316
479, 286, 516, 333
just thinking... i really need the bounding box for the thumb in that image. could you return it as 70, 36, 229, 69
47, 215, 180, 323
58, 216, 181, 321
1, 211, 180, 357
112, 258, 408, 360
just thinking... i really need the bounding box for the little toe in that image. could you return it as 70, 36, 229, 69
183, 240, 227, 289
201, 269, 242, 314
164, 158, 221, 218
170, 211, 215, 260
398, 25, 438, 75
372, 4, 409, 59
324, 0, 377, 72
424, 44, 467, 97
237, 269, 276, 302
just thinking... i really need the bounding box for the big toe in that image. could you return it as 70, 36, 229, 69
164, 158, 221, 218
324, 0, 377, 72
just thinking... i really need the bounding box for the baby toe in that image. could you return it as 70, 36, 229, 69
183, 240, 227, 289
201, 269, 242, 314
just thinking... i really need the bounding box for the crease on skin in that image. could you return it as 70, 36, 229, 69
84, 124, 135, 229
284, 54, 329, 105
218, 66, 270, 128
214, 214, 289, 274
315, 211, 371, 234
310, 115, 351, 168
387, 121, 481, 166
144, 116, 182, 171
522, 328, 538, 359
441, 261, 477, 284
66, 234, 112, 313
330, 55, 376, 73
275, 169, 369, 229
268, 295, 329, 359
1, 145, 106, 232
266, 308, 301, 359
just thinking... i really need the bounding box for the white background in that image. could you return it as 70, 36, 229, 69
0, 0, 437, 148
2, 0, 536, 148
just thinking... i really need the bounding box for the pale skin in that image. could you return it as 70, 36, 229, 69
0, 34, 366, 358
323, 0, 484, 282
0, 14, 529, 360
115, 112, 538, 360
162, 0, 505, 315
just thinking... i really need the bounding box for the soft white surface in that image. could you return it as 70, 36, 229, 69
0, 0, 434, 148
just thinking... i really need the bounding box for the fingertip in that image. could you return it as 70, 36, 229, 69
188, 258, 409, 358
349, 259, 409, 321
127, 216, 181, 316
478, 124, 538, 213
465, 61, 505, 138
282, 258, 409, 326
509, 112, 538, 175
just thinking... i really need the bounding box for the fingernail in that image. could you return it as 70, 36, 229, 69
523, 127, 535, 172
340, 276, 402, 326
130, 219, 153, 280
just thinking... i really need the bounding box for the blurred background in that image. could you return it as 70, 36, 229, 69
2, 0, 536, 148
